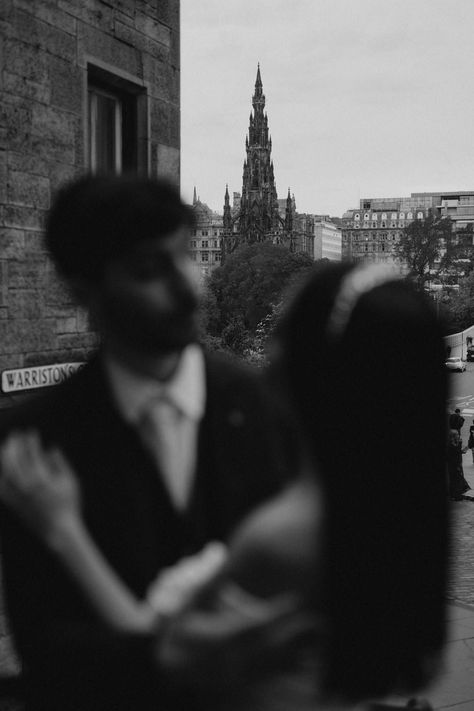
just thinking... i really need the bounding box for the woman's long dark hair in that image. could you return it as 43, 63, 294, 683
276, 262, 448, 701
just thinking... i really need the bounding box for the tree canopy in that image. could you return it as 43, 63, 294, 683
397, 215, 453, 287
439, 272, 474, 334
200, 242, 314, 357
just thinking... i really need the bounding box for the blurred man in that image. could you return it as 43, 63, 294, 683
0, 175, 294, 711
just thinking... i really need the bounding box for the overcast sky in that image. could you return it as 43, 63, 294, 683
180, 0, 474, 218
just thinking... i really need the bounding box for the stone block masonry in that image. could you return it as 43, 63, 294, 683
0, 0, 181, 686
0, 0, 181, 409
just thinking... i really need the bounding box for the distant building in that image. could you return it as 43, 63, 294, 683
342, 191, 474, 268
223, 65, 297, 255
313, 218, 342, 261
432, 191, 474, 230
342, 195, 436, 267
189, 188, 223, 280
191, 65, 342, 279
0, 1, 181, 412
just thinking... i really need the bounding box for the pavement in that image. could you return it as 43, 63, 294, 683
413, 451, 474, 710
420, 601, 474, 711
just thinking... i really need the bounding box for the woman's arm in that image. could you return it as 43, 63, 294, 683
0, 432, 156, 632
47, 514, 157, 632
156, 478, 323, 690
0, 432, 227, 632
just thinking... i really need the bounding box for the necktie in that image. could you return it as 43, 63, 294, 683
138, 395, 194, 511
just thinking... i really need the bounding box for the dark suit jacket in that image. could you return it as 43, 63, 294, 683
0, 352, 296, 711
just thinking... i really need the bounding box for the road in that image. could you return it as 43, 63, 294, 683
446, 364, 474, 606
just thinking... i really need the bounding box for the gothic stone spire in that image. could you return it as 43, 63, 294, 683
238, 64, 281, 244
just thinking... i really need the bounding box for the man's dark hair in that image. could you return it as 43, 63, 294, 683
45, 174, 195, 282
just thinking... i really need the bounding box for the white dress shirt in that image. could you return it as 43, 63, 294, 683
104, 345, 206, 511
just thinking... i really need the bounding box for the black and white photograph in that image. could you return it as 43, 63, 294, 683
0, 2, 473, 710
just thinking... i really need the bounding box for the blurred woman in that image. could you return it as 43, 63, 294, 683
0, 262, 448, 709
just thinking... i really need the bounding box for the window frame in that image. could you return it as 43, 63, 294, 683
87, 61, 149, 175
88, 86, 123, 174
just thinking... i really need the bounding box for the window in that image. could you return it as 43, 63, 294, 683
381, 213, 387, 220
417, 212, 423, 219
201, 251, 209, 262
190, 240, 197, 249
354, 214, 360, 220
202, 240, 208, 248
215, 252, 221, 262
363, 201, 371, 209
213, 240, 218, 248
88, 88, 122, 172
88, 64, 147, 174
201, 230, 209, 236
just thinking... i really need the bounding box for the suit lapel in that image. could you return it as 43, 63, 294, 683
197, 356, 263, 536
66, 359, 183, 592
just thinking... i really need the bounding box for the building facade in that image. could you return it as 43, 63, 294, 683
189, 188, 224, 280
0, 0, 181, 412
342, 191, 474, 268
313, 218, 342, 261
342, 195, 435, 267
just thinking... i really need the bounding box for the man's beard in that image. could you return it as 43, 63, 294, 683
104, 300, 200, 355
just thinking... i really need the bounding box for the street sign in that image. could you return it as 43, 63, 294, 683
1, 363, 86, 393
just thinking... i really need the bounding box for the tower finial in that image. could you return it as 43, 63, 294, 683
193, 186, 197, 205
253, 63, 265, 110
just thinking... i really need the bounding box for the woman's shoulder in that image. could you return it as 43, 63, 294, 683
227, 477, 323, 599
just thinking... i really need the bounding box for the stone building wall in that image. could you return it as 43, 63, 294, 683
0, 0, 181, 412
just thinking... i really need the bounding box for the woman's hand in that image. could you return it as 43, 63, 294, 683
0, 431, 81, 545
146, 542, 228, 619
157, 587, 317, 694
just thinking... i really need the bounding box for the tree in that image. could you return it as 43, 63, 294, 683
440, 271, 474, 333
445, 224, 474, 282
243, 301, 284, 367
397, 215, 453, 288
201, 242, 313, 357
